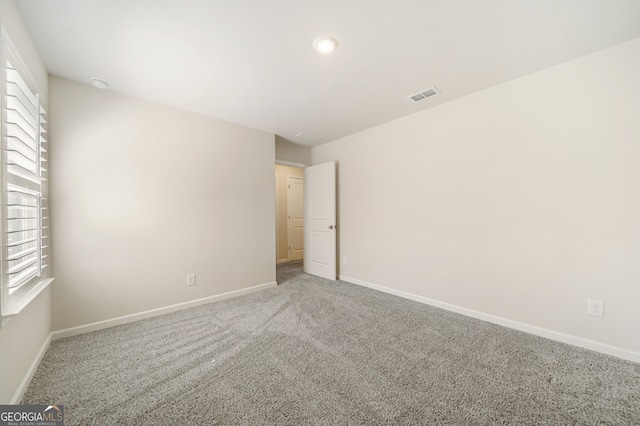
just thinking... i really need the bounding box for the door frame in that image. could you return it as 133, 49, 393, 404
275, 163, 307, 264
286, 175, 304, 261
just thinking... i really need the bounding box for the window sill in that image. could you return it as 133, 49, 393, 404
1, 277, 55, 328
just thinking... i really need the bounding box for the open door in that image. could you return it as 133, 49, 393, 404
287, 176, 304, 261
304, 161, 337, 280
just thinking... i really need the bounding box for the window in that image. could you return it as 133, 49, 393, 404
1, 25, 52, 321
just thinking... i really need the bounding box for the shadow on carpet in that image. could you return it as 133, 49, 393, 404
23, 263, 640, 425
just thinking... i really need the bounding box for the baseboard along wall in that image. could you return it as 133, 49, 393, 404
12, 281, 277, 404
339, 275, 640, 365
52, 281, 278, 340
15, 276, 637, 404
10, 333, 52, 404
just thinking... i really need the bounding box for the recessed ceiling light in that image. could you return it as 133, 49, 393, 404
313, 36, 338, 55
90, 78, 109, 89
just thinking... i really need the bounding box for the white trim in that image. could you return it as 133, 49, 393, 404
286, 174, 304, 263
1, 278, 54, 327
275, 159, 309, 168
340, 275, 640, 364
10, 331, 52, 404
52, 281, 277, 340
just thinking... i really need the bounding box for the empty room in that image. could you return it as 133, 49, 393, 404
0, 0, 639, 424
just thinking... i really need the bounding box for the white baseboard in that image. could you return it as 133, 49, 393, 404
52, 281, 278, 341
340, 275, 640, 364
10, 332, 52, 404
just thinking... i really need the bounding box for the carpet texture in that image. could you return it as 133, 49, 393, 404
23, 261, 640, 425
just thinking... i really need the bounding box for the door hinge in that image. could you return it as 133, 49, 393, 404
289, 246, 291, 250
288, 184, 290, 189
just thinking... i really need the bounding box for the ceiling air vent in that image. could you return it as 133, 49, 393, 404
409, 86, 440, 102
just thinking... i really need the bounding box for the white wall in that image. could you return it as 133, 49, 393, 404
275, 136, 311, 165
0, 287, 51, 403
0, 0, 51, 403
313, 37, 640, 357
0, 0, 47, 97
49, 76, 276, 330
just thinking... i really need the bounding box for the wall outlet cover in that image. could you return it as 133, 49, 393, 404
587, 299, 604, 318
187, 274, 196, 286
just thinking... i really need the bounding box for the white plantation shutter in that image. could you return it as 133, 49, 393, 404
3, 59, 44, 289
40, 106, 49, 271
5, 63, 39, 180
0, 25, 52, 319
6, 185, 39, 287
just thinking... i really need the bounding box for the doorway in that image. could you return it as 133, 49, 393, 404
275, 164, 305, 265
287, 176, 304, 261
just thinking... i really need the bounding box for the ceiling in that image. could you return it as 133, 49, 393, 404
15, 0, 640, 147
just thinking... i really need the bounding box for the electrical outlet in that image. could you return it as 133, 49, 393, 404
342, 256, 348, 265
187, 274, 196, 286
587, 299, 604, 318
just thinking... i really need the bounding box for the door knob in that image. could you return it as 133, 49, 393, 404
328, 225, 334, 230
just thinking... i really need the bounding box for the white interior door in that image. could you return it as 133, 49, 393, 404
287, 176, 304, 261
304, 161, 336, 280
